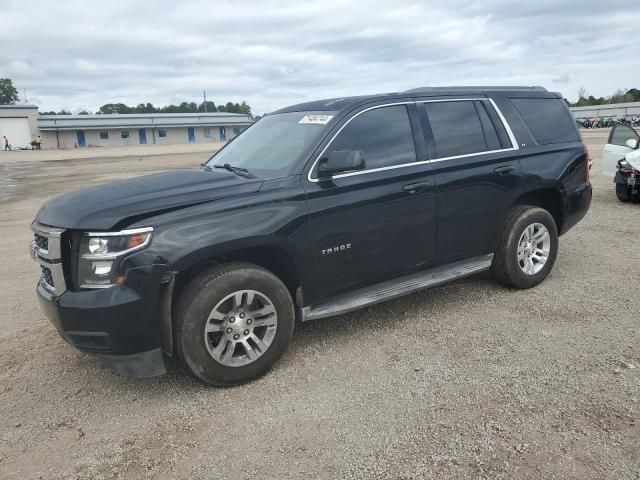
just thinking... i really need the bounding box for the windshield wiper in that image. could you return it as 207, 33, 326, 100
213, 163, 252, 178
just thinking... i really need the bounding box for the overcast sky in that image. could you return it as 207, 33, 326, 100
1, 0, 638, 115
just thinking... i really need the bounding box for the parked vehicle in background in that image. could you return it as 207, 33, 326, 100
578, 117, 618, 129
29, 86, 591, 386
603, 122, 640, 202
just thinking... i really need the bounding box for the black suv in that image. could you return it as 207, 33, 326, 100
30, 86, 591, 385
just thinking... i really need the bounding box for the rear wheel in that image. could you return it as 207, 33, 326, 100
615, 183, 631, 202
175, 262, 295, 386
491, 206, 559, 289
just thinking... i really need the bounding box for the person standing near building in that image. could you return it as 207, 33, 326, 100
3, 136, 11, 151
36, 134, 42, 150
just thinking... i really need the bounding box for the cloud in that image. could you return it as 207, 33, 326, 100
552, 74, 571, 85
0, 0, 638, 114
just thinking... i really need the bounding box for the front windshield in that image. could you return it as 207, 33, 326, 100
205, 111, 336, 178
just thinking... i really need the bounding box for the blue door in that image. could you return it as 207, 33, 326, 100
76, 130, 86, 147
188, 127, 195, 143
138, 128, 147, 144
219, 127, 226, 142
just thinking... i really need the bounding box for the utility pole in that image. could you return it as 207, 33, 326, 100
23, 86, 28, 103
203, 90, 207, 113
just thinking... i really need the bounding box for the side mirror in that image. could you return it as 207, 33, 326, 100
317, 150, 365, 178
626, 138, 639, 149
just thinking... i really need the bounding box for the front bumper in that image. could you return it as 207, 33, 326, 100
35, 264, 171, 377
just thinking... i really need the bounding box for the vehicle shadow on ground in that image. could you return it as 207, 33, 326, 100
71, 272, 500, 394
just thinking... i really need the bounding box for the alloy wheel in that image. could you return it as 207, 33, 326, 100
517, 223, 551, 275
203, 290, 278, 367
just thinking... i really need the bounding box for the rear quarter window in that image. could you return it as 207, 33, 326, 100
510, 98, 578, 145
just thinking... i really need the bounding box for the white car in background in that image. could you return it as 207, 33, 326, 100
603, 123, 640, 202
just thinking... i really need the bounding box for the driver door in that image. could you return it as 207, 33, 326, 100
302, 103, 437, 306
603, 123, 640, 177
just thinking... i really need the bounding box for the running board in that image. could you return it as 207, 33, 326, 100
301, 254, 494, 321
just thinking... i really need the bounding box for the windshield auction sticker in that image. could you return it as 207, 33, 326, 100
299, 114, 334, 125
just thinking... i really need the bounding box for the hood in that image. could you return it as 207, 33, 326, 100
625, 148, 640, 171
35, 169, 263, 230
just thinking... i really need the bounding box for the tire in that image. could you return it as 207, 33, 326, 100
491, 205, 559, 289
175, 262, 295, 386
615, 183, 631, 203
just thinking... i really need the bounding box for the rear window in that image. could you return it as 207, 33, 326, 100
423, 101, 486, 158
511, 98, 578, 145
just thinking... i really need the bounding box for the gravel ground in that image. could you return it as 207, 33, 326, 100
0, 131, 638, 479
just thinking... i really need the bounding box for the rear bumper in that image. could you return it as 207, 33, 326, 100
36, 264, 171, 377
560, 181, 592, 235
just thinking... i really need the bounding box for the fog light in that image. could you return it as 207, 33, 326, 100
92, 261, 113, 276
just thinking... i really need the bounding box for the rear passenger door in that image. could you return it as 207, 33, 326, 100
418, 98, 523, 264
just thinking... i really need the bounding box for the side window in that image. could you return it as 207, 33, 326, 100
326, 105, 416, 171
609, 123, 640, 147
423, 101, 488, 158
511, 98, 578, 145
475, 101, 502, 151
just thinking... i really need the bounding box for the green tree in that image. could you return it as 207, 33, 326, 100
0, 78, 19, 104
94, 99, 253, 115
98, 103, 133, 114
238, 101, 251, 115
198, 101, 217, 112
626, 88, 640, 102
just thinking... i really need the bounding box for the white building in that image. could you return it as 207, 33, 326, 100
0, 104, 39, 149
570, 102, 640, 120
37, 112, 252, 149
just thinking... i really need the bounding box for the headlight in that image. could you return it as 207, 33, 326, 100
618, 159, 631, 169
78, 227, 153, 288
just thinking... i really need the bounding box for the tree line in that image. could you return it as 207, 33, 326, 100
2, 76, 252, 116
41, 100, 252, 116
570, 87, 640, 107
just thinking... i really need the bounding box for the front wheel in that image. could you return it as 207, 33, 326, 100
491, 206, 559, 289
175, 262, 295, 386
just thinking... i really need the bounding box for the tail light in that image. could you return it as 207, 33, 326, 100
582, 142, 591, 181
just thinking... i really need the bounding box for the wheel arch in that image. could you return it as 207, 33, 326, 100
512, 187, 565, 233
171, 239, 303, 314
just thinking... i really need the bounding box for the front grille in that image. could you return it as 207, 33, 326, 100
34, 233, 49, 251
31, 223, 67, 295
41, 265, 55, 288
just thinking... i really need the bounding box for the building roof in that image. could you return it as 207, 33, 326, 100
570, 101, 640, 111
0, 104, 38, 109
275, 86, 554, 114
37, 112, 253, 130
38, 112, 249, 120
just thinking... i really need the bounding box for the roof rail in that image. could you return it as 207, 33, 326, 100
403, 86, 548, 94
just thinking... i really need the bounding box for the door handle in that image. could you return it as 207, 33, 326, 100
494, 165, 515, 175
402, 181, 432, 194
